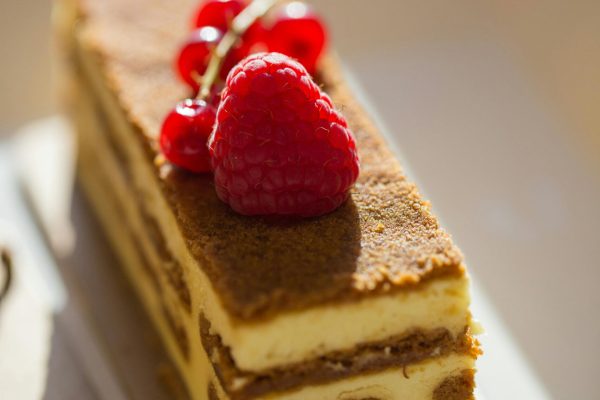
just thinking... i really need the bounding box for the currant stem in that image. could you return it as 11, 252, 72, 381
197, 0, 280, 101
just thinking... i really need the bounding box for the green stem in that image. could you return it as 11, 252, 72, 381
197, 0, 280, 100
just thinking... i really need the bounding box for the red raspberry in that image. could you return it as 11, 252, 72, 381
209, 52, 359, 217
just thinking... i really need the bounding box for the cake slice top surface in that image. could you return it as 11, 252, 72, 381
75, 0, 465, 321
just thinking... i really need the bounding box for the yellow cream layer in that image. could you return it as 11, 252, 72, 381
213, 354, 475, 400
209, 276, 470, 371
75, 32, 473, 372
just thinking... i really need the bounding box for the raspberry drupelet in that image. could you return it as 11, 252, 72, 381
209, 52, 360, 217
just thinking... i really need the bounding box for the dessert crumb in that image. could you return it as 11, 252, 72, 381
154, 153, 166, 167
374, 223, 385, 233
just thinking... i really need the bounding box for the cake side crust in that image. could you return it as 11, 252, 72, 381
74, 50, 472, 372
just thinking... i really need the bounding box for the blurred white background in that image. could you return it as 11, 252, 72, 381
1, 0, 599, 399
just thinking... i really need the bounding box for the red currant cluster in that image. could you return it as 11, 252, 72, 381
161, 0, 327, 174
178, 0, 326, 93
159, 0, 359, 217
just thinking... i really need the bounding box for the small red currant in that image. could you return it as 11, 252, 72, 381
176, 26, 258, 92
266, 2, 327, 75
193, 0, 245, 31
237, 21, 268, 55
193, 0, 267, 56
159, 99, 217, 173
176, 26, 224, 92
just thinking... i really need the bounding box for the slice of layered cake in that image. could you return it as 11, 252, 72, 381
56, 0, 480, 398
